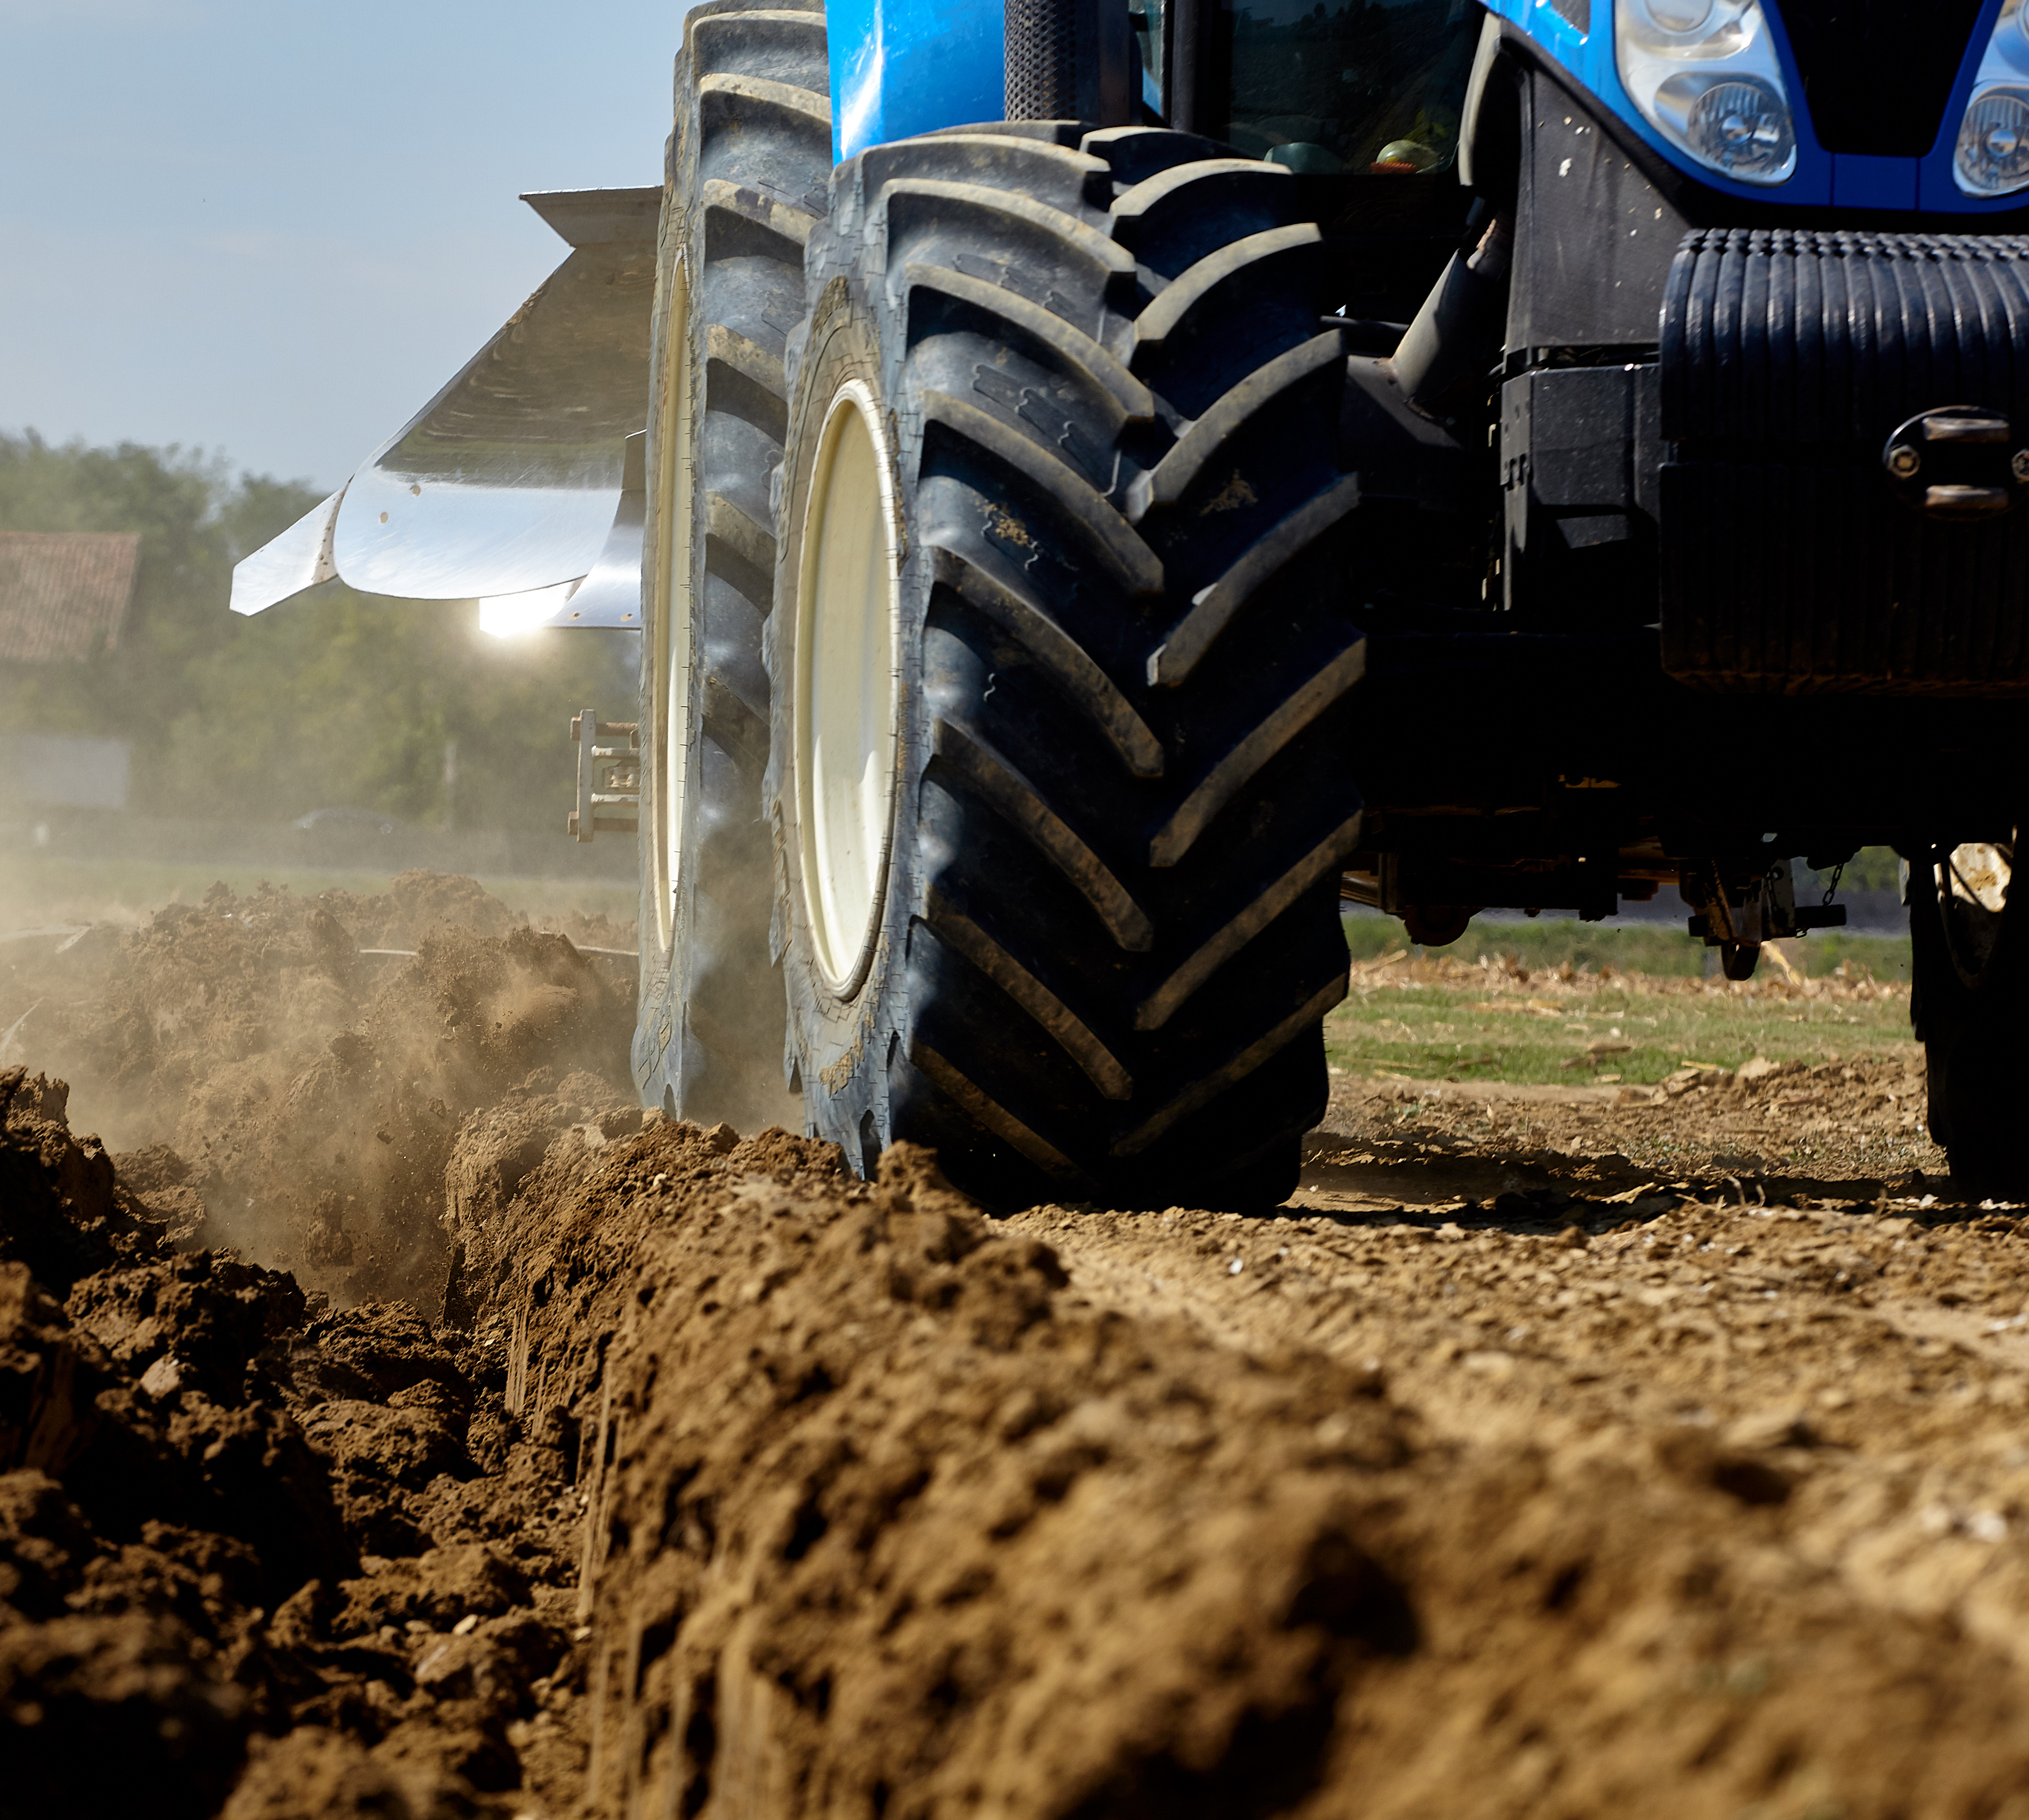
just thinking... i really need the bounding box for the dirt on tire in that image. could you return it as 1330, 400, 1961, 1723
7, 876, 2029, 1817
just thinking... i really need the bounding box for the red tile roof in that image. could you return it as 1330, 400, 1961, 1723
0, 531, 141, 663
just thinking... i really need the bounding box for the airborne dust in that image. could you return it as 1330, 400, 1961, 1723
5, 863, 2029, 1816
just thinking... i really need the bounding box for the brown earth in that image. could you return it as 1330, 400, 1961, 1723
7, 876, 2029, 1817
0, 872, 638, 1306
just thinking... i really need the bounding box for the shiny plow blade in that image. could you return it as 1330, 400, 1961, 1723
231, 187, 660, 622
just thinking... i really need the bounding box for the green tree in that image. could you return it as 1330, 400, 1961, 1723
0, 431, 633, 832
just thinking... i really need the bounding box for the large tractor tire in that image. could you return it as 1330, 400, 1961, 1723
1910, 839, 2029, 1191
633, 0, 829, 1130
767, 123, 1365, 1208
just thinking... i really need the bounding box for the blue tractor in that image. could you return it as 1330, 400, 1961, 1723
235, 0, 2029, 1198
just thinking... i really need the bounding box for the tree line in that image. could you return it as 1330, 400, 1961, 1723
0, 431, 634, 835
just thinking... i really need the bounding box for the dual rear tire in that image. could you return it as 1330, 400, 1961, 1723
633, 0, 828, 1131
765, 124, 1366, 1206
636, 66, 1367, 1205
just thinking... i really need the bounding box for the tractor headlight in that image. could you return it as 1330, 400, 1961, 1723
1956, 0, 2029, 197
1615, 0, 1797, 184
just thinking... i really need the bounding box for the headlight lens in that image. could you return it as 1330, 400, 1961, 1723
1957, 0, 2029, 197
1615, 0, 1798, 185
1960, 89, 2029, 196
1644, 0, 1714, 33
1661, 74, 1797, 178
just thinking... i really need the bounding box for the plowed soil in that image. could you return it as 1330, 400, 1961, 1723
8, 876, 2029, 1819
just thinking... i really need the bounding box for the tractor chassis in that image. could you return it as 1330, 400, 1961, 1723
1349, 623, 2029, 941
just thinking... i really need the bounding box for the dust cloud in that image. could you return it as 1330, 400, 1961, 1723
0, 871, 638, 1308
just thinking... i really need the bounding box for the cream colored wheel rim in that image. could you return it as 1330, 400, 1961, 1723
794, 379, 901, 996
651, 256, 694, 956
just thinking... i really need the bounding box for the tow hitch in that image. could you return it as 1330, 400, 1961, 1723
569, 711, 639, 842
1685, 860, 1847, 980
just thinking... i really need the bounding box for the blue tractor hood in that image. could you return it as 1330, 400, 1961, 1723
826, 0, 1010, 161
1483, 0, 2026, 213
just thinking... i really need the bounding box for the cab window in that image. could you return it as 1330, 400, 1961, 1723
1218, 0, 1478, 174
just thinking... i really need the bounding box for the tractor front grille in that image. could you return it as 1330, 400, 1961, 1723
1777, 0, 1984, 157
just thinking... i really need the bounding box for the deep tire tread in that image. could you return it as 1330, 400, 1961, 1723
1147, 632, 1365, 866
923, 885, 1134, 1100
859, 136, 1115, 216
1114, 973, 1348, 1159
701, 182, 819, 260
1129, 330, 1347, 520
1137, 811, 1365, 1032
633, 0, 828, 1129
1109, 160, 1297, 274
929, 717, 1155, 949
929, 544, 1162, 777
922, 391, 1160, 593
1132, 224, 1323, 357
878, 181, 1140, 331
903, 262, 1157, 426
1151, 473, 1361, 685
775, 122, 1363, 1206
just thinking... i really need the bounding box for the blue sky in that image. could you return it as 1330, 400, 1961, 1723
2, 0, 680, 489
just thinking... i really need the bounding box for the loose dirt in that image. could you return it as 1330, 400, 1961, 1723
7, 876, 2029, 1818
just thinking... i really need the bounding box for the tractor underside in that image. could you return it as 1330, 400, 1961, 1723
1321, 34, 2029, 968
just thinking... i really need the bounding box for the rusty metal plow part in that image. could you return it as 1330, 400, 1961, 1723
229, 187, 660, 621
1943, 840, 2013, 917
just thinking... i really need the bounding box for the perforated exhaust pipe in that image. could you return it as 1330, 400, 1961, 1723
1004, 0, 1135, 124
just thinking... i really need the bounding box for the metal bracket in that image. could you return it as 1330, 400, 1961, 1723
1883, 407, 2023, 520
569, 710, 639, 842
1685, 859, 1847, 947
